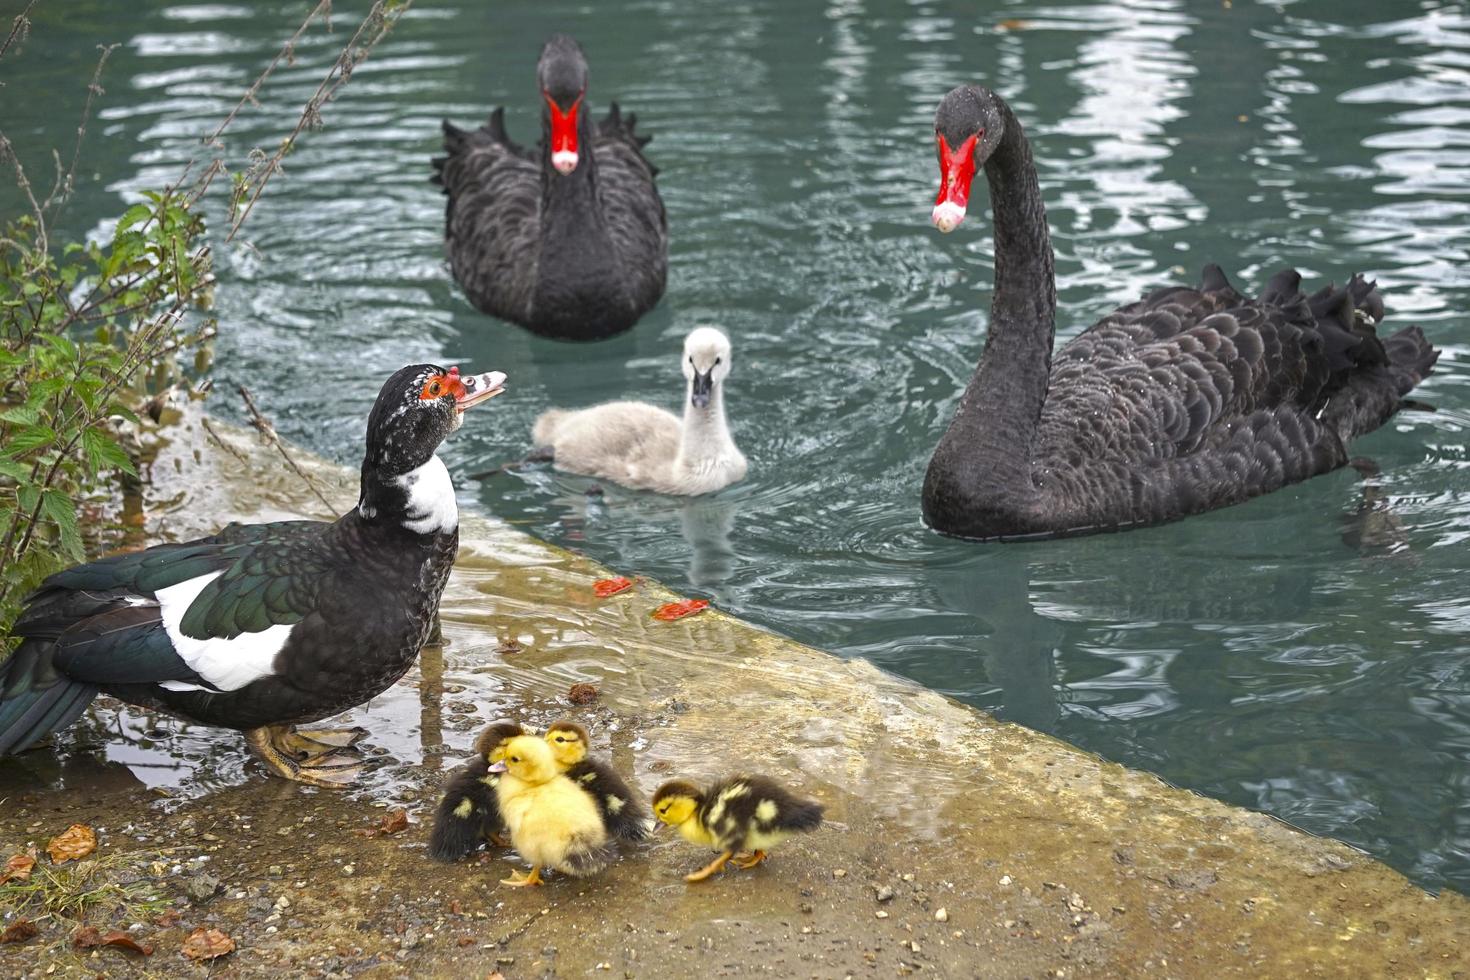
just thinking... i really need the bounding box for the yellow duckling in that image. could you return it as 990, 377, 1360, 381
427, 720, 525, 862
544, 719, 651, 841
489, 734, 614, 886
652, 774, 824, 882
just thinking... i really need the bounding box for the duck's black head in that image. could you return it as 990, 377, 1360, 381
357, 363, 506, 532
932, 85, 1006, 233
537, 34, 590, 176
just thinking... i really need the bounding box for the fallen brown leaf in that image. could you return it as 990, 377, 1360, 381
593, 576, 633, 597
154, 909, 181, 928
996, 18, 1031, 30
181, 927, 235, 961
353, 809, 409, 838
0, 919, 38, 944
652, 598, 710, 621
1, 852, 35, 883
73, 925, 153, 955
46, 824, 97, 863
567, 682, 599, 705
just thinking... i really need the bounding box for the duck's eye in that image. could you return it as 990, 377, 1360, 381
715, 357, 722, 365
420, 378, 444, 400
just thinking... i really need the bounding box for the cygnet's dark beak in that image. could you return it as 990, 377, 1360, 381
690, 369, 713, 409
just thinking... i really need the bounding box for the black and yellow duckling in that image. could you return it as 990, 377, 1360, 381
544, 719, 650, 842
489, 734, 614, 887
427, 720, 526, 862
652, 774, 824, 882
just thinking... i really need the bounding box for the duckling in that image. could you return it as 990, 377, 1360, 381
490, 734, 614, 886
652, 774, 824, 882
530, 326, 747, 495
545, 719, 650, 842
427, 720, 524, 862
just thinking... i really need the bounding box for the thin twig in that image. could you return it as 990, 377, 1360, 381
200, 417, 248, 463
0, 0, 38, 64
227, 0, 415, 241
237, 385, 337, 514
203, 0, 333, 147
42, 43, 118, 219
0, 133, 48, 256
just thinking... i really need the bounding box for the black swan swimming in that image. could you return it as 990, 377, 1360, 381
433, 34, 667, 341
922, 85, 1440, 541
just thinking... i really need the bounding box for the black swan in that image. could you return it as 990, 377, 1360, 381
433, 34, 667, 341
922, 85, 1440, 541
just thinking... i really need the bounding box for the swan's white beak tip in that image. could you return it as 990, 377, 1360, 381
552, 150, 578, 175
932, 201, 966, 234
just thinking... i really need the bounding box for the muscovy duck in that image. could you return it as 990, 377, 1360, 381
433, 33, 667, 341
0, 363, 506, 785
922, 85, 1439, 540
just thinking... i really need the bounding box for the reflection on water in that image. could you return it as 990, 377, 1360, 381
1, 0, 1468, 891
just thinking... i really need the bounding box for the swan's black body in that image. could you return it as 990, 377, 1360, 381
433, 34, 667, 341
922, 87, 1439, 541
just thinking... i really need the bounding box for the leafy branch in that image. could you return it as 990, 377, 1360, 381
0, 0, 416, 634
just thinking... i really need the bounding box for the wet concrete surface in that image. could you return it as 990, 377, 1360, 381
2, 408, 1468, 978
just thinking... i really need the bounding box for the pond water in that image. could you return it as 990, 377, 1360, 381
3, 0, 1469, 892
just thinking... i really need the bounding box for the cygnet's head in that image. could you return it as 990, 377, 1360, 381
681, 326, 732, 409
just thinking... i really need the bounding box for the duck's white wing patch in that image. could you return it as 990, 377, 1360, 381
154, 572, 292, 692
397, 455, 458, 535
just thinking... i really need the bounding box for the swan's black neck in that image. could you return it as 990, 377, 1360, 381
924, 97, 1056, 535
539, 108, 602, 235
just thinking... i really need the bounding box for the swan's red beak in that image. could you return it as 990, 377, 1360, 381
545, 91, 583, 175
933, 132, 979, 233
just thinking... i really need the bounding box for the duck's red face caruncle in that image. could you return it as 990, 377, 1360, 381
418, 365, 508, 415
544, 91, 583, 175
933, 131, 979, 233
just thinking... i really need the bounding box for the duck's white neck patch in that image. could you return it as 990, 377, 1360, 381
396, 454, 458, 535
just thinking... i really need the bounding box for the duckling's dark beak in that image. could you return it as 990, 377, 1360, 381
690, 370, 713, 409
488, 760, 508, 774
454, 370, 508, 413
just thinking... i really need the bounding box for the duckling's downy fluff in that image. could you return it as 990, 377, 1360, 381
653, 774, 823, 882
545, 720, 651, 841
531, 326, 747, 495
427, 720, 525, 862
491, 734, 614, 886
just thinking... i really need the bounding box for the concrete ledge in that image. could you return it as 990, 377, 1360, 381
2, 406, 1466, 978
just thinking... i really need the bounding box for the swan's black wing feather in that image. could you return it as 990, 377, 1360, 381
1034, 266, 1436, 528
435, 112, 540, 321
593, 102, 667, 316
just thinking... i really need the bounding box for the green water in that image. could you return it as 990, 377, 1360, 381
4, 0, 1469, 891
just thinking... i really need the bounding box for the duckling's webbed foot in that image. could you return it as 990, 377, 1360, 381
489, 831, 511, 848
246, 725, 363, 787
683, 850, 734, 883
732, 849, 768, 870
500, 865, 544, 887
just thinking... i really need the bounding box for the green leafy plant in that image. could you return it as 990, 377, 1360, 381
0, 0, 416, 639
0, 191, 213, 630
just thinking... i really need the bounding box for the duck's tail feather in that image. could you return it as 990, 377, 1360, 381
0, 642, 98, 755
776, 796, 825, 834
559, 836, 615, 877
